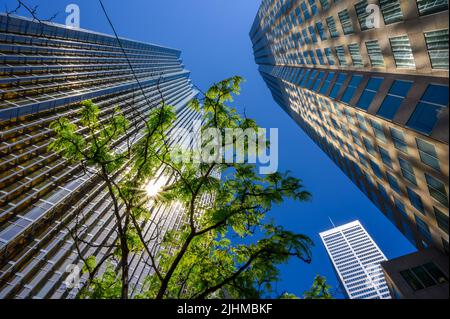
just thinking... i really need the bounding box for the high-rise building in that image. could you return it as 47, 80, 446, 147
0, 14, 200, 298
251, 1, 449, 254
320, 220, 391, 299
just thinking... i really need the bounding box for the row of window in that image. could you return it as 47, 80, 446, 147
298, 68, 448, 136
292, 80, 448, 245
268, 65, 448, 250
400, 262, 448, 291
282, 30, 449, 70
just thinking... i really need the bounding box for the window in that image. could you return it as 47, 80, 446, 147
301, 1, 311, 20
399, 158, 417, 185
434, 207, 449, 235
325, 48, 336, 65
425, 174, 449, 207
363, 137, 376, 156
387, 173, 402, 194
379, 147, 393, 168
395, 198, 408, 217
416, 0, 449, 16
370, 160, 384, 179
296, 32, 305, 48
390, 36, 416, 68
309, 50, 317, 65
380, 0, 404, 25
390, 128, 408, 153
309, 26, 318, 43
357, 114, 369, 132
341, 75, 363, 104
352, 131, 362, 147
348, 43, 364, 67
302, 29, 311, 44
295, 7, 303, 25
407, 84, 449, 135
319, 0, 329, 10
425, 29, 449, 70
309, 0, 318, 15
415, 214, 433, 243
313, 71, 325, 91
326, 16, 339, 38
338, 10, 354, 35
401, 262, 448, 292
316, 49, 325, 65
369, 122, 384, 143
320, 72, 335, 94
316, 22, 328, 40
306, 70, 318, 88
358, 152, 369, 168
377, 80, 413, 120
329, 73, 347, 99
443, 239, 449, 254
300, 69, 312, 86
366, 40, 385, 67
355, 1, 371, 31
408, 188, 426, 214
356, 77, 384, 110
378, 183, 390, 202
417, 138, 440, 171
335, 46, 347, 66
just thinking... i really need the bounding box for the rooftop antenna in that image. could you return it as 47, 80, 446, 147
328, 216, 336, 229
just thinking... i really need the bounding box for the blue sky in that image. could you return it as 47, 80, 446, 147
2, 0, 417, 298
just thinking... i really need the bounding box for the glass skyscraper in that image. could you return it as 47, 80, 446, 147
320, 220, 391, 299
251, 0, 449, 255
0, 14, 200, 298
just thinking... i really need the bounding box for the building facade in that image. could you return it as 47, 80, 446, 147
381, 248, 449, 299
0, 14, 200, 298
251, 0, 449, 254
320, 220, 391, 299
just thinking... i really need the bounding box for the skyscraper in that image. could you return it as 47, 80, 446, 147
320, 220, 391, 299
0, 14, 200, 298
250, 1, 449, 254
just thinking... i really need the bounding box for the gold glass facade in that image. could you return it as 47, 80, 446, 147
0, 14, 199, 298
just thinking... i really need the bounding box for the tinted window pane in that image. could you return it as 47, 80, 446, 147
380, 0, 404, 24
390, 36, 416, 68
341, 75, 363, 104
421, 84, 449, 105
425, 29, 449, 70
412, 266, 437, 288
366, 40, 385, 66
417, 138, 441, 171
407, 102, 443, 134
401, 269, 424, 291
378, 95, 403, 119
390, 80, 413, 96
417, 0, 449, 16
423, 263, 448, 284
425, 174, 449, 207
409, 188, 426, 214
434, 207, 449, 235
377, 81, 413, 120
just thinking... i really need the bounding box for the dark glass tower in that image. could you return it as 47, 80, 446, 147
251, 1, 449, 253
0, 14, 200, 298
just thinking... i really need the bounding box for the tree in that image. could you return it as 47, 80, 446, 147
303, 275, 333, 299
50, 76, 314, 299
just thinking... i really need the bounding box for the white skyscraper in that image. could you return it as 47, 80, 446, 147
320, 221, 392, 299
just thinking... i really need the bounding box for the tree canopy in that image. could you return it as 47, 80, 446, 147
50, 77, 317, 299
